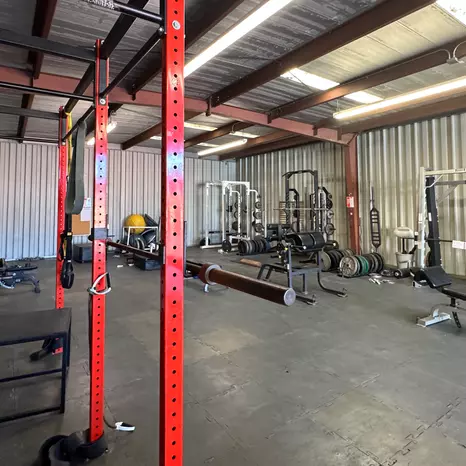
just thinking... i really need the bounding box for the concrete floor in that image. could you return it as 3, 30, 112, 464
1, 248, 466, 465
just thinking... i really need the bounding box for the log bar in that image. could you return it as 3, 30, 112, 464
107, 241, 296, 306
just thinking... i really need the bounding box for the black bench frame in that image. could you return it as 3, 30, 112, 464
0, 308, 71, 423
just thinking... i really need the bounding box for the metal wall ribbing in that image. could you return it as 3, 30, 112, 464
238, 143, 349, 248
0, 141, 235, 259
358, 113, 466, 275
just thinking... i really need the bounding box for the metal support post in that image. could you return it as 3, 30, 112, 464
89, 39, 109, 444
160, 0, 185, 463
205, 183, 210, 245
345, 137, 360, 253
55, 108, 67, 309
221, 184, 226, 242
416, 166, 426, 268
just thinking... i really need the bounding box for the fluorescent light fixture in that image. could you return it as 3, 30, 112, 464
184, 122, 218, 131
437, 0, 466, 25
150, 135, 219, 148
231, 131, 259, 138
184, 121, 259, 139
86, 120, 117, 146
333, 76, 466, 120
198, 138, 247, 156
184, 0, 294, 77
282, 68, 382, 104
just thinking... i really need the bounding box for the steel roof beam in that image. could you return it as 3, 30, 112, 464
0, 65, 350, 145
29, 0, 59, 79
64, 0, 150, 113
131, 0, 245, 94
0, 104, 59, 120
18, 0, 59, 142
339, 93, 466, 134
210, 0, 436, 107
0, 28, 94, 63
268, 37, 466, 121
219, 134, 314, 160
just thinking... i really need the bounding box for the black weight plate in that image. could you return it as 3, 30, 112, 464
255, 238, 261, 254
238, 240, 244, 255
326, 199, 333, 210
373, 252, 385, 272
231, 221, 238, 231
368, 254, 377, 273
362, 254, 374, 273
334, 250, 345, 262
372, 254, 380, 274
327, 250, 339, 269
254, 223, 264, 234
260, 237, 267, 253
234, 202, 238, 209
233, 211, 238, 219
253, 211, 262, 220
222, 240, 232, 253
255, 201, 262, 209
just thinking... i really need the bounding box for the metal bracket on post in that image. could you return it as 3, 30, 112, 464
160, 0, 185, 464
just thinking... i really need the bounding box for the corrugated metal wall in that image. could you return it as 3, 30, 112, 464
238, 143, 349, 248
0, 141, 235, 259
358, 113, 466, 275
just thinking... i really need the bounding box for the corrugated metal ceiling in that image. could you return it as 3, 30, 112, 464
0, 0, 465, 148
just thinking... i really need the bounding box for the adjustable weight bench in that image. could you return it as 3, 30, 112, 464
0, 259, 40, 293
415, 266, 465, 328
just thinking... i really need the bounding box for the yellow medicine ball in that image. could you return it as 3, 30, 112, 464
125, 214, 146, 234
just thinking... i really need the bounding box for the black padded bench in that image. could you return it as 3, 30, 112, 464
0, 308, 71, 423
415, 267, 466, 328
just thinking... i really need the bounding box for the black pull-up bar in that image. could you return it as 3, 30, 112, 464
100, 26, 164, 99
81, 0, 164, 24
0, 82, 93, 102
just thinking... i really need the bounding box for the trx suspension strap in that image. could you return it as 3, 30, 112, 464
60, 120, 86, 289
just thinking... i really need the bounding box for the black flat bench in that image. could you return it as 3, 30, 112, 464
0, 308, 71, 423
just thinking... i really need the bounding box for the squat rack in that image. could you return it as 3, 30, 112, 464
0, 0, 184, 464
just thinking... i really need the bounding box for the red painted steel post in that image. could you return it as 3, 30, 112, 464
160, 0, 185, 464
89, 40, 109, 443
55, 108, 67, 309
345, 137, 361, 253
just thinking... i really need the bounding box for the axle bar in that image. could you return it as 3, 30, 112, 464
107, 241, 296, 306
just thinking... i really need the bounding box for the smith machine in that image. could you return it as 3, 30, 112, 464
0, 1, 297, 463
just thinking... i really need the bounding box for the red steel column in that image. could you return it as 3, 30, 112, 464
345, 137, 360, 253
160, 0, 185, 464
55, 108, 67, 309
89, 39, 109, 443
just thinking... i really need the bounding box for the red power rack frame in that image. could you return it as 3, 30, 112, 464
51, 1, 185, 462
160, 0, 185, 464
88, 38, 109, 443
55, 108, 67, 310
